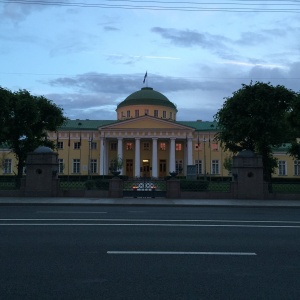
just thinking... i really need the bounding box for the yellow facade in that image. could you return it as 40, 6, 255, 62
1, 86, 299, 178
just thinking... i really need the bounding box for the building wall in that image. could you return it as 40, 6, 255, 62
1, 130, 299, 179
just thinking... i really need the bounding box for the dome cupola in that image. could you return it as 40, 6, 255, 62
116, 87, 177, 121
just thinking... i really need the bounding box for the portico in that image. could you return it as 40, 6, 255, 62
99, 115, 194, 177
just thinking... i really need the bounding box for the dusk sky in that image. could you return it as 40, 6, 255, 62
1, 0, 300, 121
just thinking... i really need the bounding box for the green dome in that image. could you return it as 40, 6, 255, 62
117, 87, 177, 111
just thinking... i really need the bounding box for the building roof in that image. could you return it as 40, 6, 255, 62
117, 87, 177, 111
59, 119, 119, 130
59, 119, 218, 132
177, 121, 218, 131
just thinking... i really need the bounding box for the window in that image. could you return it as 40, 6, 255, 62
74, 142, 81, 150
58, 159, 64, 174
195, 160, 202, 174
160, 142, 166, 151
278, 161, 286, 176
176, 143, 182, 151
127, 110, 130, 118
163, 111, 166, 118
90, 159, 97, 174
121, 111, 125, 118
170, 112, 173, 119
135, 110, 139, 117
126, 142, 133, 150
144, 142, 150, 150
57, 141, 63, 149
90, 142, 97, 150
212, 143, 218, 151
176, 160, 183, 174
212, 160, 219, 175
145, 109, 149, 115
72, 159, 80, 174
294, 160, 300, 176
110, 142, 117, 151
3, 159, 12, 174
154, 110, 158, 117
195, 143, 201, 150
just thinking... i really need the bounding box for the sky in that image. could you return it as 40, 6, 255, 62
1, 0, 300, 122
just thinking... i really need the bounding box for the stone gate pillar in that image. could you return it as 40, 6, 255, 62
24, 146, 60, 197
231, 150, 267, 199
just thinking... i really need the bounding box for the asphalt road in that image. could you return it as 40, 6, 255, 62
0, 206, 300, 300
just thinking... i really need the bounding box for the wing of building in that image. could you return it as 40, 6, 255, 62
1, 86, 298, 178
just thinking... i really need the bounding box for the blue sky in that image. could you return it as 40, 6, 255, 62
1, 0, 300, 121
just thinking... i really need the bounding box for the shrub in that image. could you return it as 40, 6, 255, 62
180, 180, 209, 191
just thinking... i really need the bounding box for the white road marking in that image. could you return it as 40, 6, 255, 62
36, 211, 108, 214
1, 218, 300, 223
0, 223, 300, 228
107, 251, 257, 256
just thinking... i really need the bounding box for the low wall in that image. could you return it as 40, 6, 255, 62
180, 191, 234, 199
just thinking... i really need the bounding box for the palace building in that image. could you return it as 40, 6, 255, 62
0, 86, 299, 178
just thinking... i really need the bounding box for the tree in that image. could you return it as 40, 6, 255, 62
214, 81, 297, 182
1, 87, 67, 179
0, 87, 11, 143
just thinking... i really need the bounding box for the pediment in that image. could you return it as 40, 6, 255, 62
100, 115, 194, 131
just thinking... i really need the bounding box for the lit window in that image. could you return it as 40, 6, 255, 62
278, 161, 286, 176
72, 159, 80, 174
195, 143, 201, 150
212, 142, 218, 151
110, 142, 117, 151
3, 159, 12, 174
126, 143, 133, 150
154, 110, 158, 117
160, 143, 166, 151
176, 143, 182, 151
212, 160, 219, 175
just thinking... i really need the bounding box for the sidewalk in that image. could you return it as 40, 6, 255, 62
0, 197, 300, 207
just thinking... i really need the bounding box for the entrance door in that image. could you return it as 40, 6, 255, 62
142, 160, 150, 178
159, 159, 167, 177
126, 159, 133, 177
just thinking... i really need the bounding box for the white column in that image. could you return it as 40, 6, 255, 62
100, 137, 105, 175
152, 138, 158, 178
169, 138, 176, 173
117, 138, 123, 175
187, 137, 193, 165
135, 138, 140, 177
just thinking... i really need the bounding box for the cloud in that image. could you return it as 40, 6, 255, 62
46, 92, 117, 120
0, 0, 71, 22
151, 27, 229, 49
103, 26, 120, 31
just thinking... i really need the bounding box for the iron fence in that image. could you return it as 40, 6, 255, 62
123, 178, 167, 198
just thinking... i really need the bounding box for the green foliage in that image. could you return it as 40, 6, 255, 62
180, 180, 209, 191
0, 87, 67, 178
223, 155, 233, 173
109, 155, 123, 172
214, 81, 297, 181
84, 179, 109, 190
